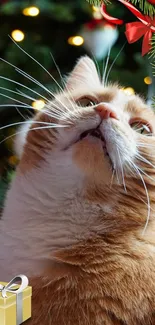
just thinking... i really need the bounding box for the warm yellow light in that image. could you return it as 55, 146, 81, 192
8, 155, 19, 166
23, 6, 40, 17
92, 5, 102, 19
68, 36, 84, 46
93, 11, 102, 19
32, 99, 45, 110
92, 5, 100, 12
144, 76, 152, 85
123, 87, 135, 95
11, 30, 25, 42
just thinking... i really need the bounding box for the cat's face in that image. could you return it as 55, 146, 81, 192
17, 56, 155, 234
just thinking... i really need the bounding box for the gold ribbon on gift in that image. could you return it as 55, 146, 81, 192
0, 275, 29, 325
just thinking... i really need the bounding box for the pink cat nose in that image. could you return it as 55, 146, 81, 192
95, 103, 118, 120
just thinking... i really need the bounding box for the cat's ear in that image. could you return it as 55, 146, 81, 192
65, 56, 100, 91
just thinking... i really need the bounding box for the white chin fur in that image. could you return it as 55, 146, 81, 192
14, 120, 33, 158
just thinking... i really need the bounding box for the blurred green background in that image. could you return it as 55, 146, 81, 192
0, 0, 154, 210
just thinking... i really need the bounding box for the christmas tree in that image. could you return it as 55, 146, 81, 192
0, 0, 154, 210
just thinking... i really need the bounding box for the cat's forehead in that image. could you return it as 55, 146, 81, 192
88, 86, 146, 111
65, 84, 149, 114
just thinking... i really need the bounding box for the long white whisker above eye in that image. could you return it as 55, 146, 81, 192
0, 94, 61, 123
15, 67, 54, 97
0, 91, 61, 122
18, 59, 75, 112
50, 52, 65, 88
0, 92, 31, 106
15, 91, 62, 121
0, 76, 49, 102
8, 39, 74, 113
102, 46, 111, 86
50, 52, 77, 110
91, 53, 102, 82
0, 56, 74, 114
9, 36, 65, 94
16, 89, 37, 102
0, 104, 32, 109
105, 41, 127, 86
0, 57, 52, 101
0, 86, 35, 102
15, 68, 71, 113
130, 161, 150, 234
15, 106, 29, 121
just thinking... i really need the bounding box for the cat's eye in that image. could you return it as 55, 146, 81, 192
76, 97, 97, 107
130, 120, 152, 135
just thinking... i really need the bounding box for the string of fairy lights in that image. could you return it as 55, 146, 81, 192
10, 5, 152, 110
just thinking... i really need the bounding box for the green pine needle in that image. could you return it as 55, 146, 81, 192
149, 35, 155, 80
144, 1, 155, 16
130, 0, 155, 17
151, 97, 155, 109
86, 0, 103, 5
150, 35, 155, 60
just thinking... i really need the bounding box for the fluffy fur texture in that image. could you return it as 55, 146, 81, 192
1, 56, 155, 324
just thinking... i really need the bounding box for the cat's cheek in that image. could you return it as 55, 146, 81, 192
72, 137, 112, 184
18, 125, 58, 173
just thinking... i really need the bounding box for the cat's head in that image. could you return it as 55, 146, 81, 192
15, 56, 155, 235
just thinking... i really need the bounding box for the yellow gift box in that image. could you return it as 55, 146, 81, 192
0, 275, 32, 325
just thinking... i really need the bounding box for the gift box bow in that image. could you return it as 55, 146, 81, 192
0, 274, 29, 325
101, 0, 155, 56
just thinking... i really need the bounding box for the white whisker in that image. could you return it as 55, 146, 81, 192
0, 124, 68, 146
136, 153, 155, 169
16, 68, 71, 113
16, 89, 37, 102
0, 91, 30, 106
0, 120, 63, 131
0, 86, 35, 102
117, 146, 127, 192
0, 75, 49, 102
10, 36, 65, 94
137, 142, 155, 147
135, 165, 155, 181
50, 54, 76, 110
0, 104, 32, 109
105, 41, 127, 86
110, 168, 115, 188
102, 45, 111, 86
130, 161, 150, 234
15, 106, 28, 121
0, 56, 74, 113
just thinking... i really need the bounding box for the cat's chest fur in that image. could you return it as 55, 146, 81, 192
0, 153, 113, 279
27, 236, 155, 325
1, 162, 155, 324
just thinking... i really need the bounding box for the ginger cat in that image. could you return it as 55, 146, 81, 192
1, 56, 155, 324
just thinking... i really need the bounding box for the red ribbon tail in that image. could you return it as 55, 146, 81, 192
142, 30, 152, 56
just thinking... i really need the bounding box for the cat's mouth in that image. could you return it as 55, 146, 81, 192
78, 128, 111, 160
79, 128, 105, 142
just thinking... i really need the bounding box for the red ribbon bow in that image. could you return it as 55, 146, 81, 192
101, 0, 155, 56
